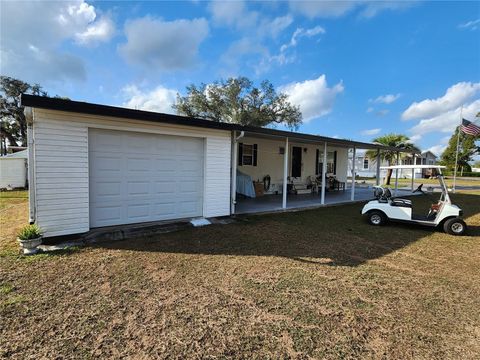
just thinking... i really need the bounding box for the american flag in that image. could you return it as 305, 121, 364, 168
460, 118, 480, 136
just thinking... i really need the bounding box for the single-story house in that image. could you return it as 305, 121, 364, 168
21, 94, 411, 238
0, 149, 28, 189
349, 150, 438, 180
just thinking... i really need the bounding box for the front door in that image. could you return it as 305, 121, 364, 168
291, 146, 302, 178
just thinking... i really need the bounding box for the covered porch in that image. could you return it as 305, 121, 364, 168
230, 128, 416, 215
235, 186, 416, 214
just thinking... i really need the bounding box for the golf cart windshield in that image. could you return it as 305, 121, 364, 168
380, 165, 450, 203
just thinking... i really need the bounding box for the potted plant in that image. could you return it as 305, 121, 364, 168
17, 224, 43, 255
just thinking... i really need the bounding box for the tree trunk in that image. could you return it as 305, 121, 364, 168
385, 169, 393, 185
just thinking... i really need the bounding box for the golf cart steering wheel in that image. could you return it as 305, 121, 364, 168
413, 183, 424, 194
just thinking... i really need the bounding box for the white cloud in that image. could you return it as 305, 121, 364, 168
209, 1, 292, 39
402, 82, 480, 120
366, 107, 374, 113
289, 1, 416, 19
409, 134, 422, 143
256, 25, 326, 72
409, 99, 480, 136
427, 144, 447, 156
289, 1, 357, 18
458, 18, 480, 31
75, 17, 115, 45
280, 75, 344, 122
370, 93, 401, 104
121, 84, 178, 114
221, 37, 268, 76
376, 109, 389, 117
280, 26, 326, 52
0, 1, 113, 83
361, 128, 381, 136
119, 17, 209, 70
258, 15, 294, 39
208, 0, 258, 30
427, 136, 450, 156
359, 1, 417, 18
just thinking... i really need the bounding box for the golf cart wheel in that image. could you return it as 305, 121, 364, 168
443, 218, 467, 236
367, 211, 386, 226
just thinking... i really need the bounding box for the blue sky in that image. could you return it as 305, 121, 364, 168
1, 1, 479, 155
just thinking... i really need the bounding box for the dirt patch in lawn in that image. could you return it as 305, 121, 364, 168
0, 191, 479, 359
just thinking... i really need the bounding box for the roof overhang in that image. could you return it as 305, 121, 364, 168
21, 94, 411, 152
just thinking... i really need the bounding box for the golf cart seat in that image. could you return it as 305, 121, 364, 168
390, 198, 412, 208
375, 187, 412, 207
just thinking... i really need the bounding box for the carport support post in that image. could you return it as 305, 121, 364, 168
351, 146, 356, 201
375, 149, 381, 186
321, 142, 327, 205
394, 151, 399, 196
411, 152, 415, 191
282, 137, 289, 209
230, 131, 238, 215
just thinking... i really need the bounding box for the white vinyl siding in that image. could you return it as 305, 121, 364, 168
33, 118, 89, 236
32, 109, 231, 237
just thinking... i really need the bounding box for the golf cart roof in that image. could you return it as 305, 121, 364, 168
380, 165, 446, 170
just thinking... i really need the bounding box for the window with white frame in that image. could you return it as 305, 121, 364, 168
242, 144, 253, 165
317, 151, 336, 175
238, 143, 257, 166
363, 158, 369, 170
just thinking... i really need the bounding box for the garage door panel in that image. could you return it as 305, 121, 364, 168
179, 180, 201, 193
152, 202, 177, 217
126, 203, 151, 220
153, 181, 177, 194
91, 181, 122, 198
153, 138, 177, 153
91, 132, 123, 152
179, 201, 200, 215
126, 134, 153, 153
126, 157, 151, 172
127, 181, 150, 195
92, 205, 123, 224
91, 155, 123, 171
153, 158, 177, 170
89, 129, 204, 227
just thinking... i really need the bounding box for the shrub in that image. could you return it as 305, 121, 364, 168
17, 224, 42, 240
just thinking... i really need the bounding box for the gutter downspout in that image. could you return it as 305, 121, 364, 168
25, 107, 36, 224
231, 131, 244, 215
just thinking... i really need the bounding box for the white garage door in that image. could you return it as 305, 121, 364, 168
89, 129, 204, 227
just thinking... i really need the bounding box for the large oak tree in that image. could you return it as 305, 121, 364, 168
0, 76, 47, 152
173, 77, 302, 129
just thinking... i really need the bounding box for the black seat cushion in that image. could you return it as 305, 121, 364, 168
391, 198, 412, 208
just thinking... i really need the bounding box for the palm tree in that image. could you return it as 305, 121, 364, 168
365, 134, 420, 185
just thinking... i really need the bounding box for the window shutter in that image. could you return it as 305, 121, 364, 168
333, 151, 337, 175
253, 144, 258, 166
238, 143, 243, 166
315, 149, 319, 175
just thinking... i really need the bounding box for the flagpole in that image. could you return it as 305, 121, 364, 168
452, 105, 463, 193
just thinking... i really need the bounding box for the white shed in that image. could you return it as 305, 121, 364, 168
0, 150, 28, 189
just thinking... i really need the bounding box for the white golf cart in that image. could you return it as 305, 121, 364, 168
362, 165, 467, 235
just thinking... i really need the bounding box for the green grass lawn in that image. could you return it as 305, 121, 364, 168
1, 190, 479, 359
353, 177, 480, 190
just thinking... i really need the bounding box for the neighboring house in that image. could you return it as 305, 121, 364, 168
349, 150, 438, 180
472, 167, 480, 173
21, 95, 405, 238
0, 149, 28, 189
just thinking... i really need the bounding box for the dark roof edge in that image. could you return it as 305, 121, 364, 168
21, 94, 410, 152
21, 94, 238, 132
